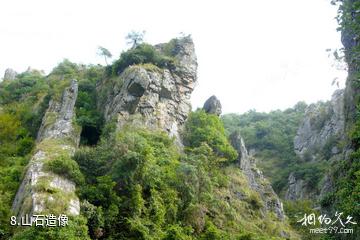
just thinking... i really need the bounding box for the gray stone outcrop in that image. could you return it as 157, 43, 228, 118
294, 89, 345, 159
203, 95, 222, 116
230, 131, 285, 221
101, 36, 197, 145
284, 172, 307, 201
12, 80, 81, 218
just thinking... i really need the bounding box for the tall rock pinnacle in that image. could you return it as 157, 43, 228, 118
100, 36, 198, 145
12, 80, 81, 217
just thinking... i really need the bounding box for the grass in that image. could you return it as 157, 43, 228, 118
211, 165, 300, 239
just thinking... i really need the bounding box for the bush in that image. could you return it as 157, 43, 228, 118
246, 192, 263, 210
112, 43, 176, 75
184, 110, 238, 162
44, 155, 84, 185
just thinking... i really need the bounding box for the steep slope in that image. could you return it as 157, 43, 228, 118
12, 80, 81, 217
0, 36, 301, 239
294, 90, 345, 159
204, 96, 285, 221
229, 131, 285, 221
285, 89, 345, 201
318, 1, 360, 239
222, 103, 307, 195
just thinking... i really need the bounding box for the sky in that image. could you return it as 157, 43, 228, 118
0, 0, 347, 114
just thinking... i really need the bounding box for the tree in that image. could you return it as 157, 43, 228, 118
126, 30, 145, 48
97, 46, 112, 65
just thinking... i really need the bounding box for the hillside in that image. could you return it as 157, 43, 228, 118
0, 1, 359, 239
0, 37, 298, 239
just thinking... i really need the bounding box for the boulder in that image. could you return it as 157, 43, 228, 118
203, 95, 222, 116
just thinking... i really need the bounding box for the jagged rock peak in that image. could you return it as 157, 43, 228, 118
37, 79, 80, 145
3, 68, 17, 81
102, 36, 198, 146
284, 172, 306, 201
229, 131, 248, 168
155, 35, 198, 82
203, 95, 222, 116
12, 80, 81, 217
229, 131, 285, 221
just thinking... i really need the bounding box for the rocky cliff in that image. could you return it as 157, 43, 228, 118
284, 172, 307, 201
229, 131, 285, 221
294, 89, 345, 159
285, 89, 345, 201
202, 95, 285, 220
12, 80, 81, 217
226, 129, 285, 225
341, 0, 359, 129
100, 36, 197, 145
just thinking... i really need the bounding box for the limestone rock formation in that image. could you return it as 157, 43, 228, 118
3, 68, 17, 81
294, 89, 345, 159
101, 36, 197, 145
284, 173, 307, 201
37, 80, 80, 145
230, 131, 285, 220
286, 89, 345, 201
203, 95, 222, 116
12, 80, 81, 217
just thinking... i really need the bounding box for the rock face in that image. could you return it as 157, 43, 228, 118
286, 89, 345, 201
3, 68, 17, 81
101, 36, 197, 145
230, 131, 285, 220
203, 95, 222, 116
12, 80, 81, 217
294, 89, 345, 159
37, 80, 80, 145
284, 173, 306, 201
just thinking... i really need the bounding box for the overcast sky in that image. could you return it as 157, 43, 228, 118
0, 0, 347, 114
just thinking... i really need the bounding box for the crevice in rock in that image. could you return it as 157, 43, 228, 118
80, 125, 101, 146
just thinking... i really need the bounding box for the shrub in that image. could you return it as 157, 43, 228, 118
11, 216, 90, 240
184, 110, 238, 162
44, 155, 84, 185
246, 192, 263, 210
112, 43, 176, 75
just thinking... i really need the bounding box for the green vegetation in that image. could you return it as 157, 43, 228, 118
0, 113, 34, 239
0, 59, 104, 239
222, 103, 307, 194
283, 200, 322, 240
112, 43, 177, 76
318, 1, 360, 239
71, 111, 296, 239
184, 110, 238, 162
44, 155, 84, 185
11, 216, 90, 240
0, 37, 301, 239
126, 30, 146, 48
97, 46, 112, 65
76, 75, 104, 145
